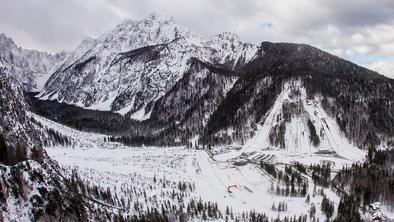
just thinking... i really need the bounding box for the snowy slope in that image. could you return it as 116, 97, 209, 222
39, 13, 257, 118
0, 33, 68, 91
214, 80, 366, 168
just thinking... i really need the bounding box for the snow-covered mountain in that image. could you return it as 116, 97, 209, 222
0, 33, 68, 91
39, 13, 257, 118
102, 42, 389, 152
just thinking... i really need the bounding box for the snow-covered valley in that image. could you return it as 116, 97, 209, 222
214, 80, 366, 169
32, 104, 361, 221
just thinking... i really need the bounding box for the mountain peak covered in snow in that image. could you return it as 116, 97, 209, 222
210, 32, 240, 42
147, 12, 175, 22
39, 13, 257, 118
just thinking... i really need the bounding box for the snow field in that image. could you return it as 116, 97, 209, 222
214, 80, 365, 171
32, 79, 368, 221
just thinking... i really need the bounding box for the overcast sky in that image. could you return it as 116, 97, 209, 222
1, 0, 394, 78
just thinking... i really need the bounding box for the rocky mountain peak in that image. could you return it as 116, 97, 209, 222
96, 13, 202, 52
39, 14, 257, 116
0, 33, 69, 91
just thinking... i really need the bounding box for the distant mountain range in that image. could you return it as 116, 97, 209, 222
38, 13, 257, 119
0, 33, 68, 91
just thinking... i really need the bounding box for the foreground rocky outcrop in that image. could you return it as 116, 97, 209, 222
0, 66, 87, 221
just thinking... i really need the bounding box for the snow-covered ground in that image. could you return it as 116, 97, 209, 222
46, 145, 337, 220
38, 14, 258, 119
31, 112, 351, 221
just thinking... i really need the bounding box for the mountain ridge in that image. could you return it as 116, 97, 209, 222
38, 13, 257, 117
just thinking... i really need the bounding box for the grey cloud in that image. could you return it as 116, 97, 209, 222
324, 0, 394, 28
0, 0, 394, 70
0, 0, 121, 52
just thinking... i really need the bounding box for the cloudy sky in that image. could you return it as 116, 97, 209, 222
1, 0, 394, 78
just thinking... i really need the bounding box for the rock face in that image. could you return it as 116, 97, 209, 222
39, 13, 257, 118
0, 33, 68, 91
107, 42, 394, 150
